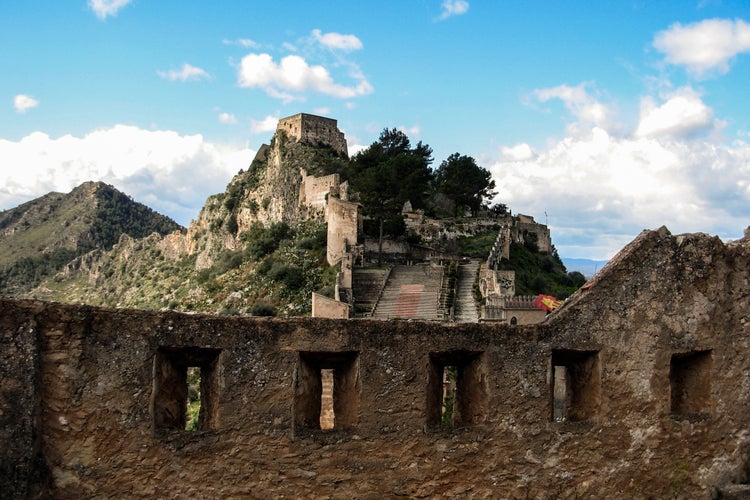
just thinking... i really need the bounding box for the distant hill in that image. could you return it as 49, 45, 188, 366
561, 257, 609, 278
0, 181, 183, 295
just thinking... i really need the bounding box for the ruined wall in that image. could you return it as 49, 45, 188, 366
277, 113, 348, 156
3, 227, 750, 498
326, 196, 358, 266
299, 170, 340, 209
311, 292, 349, 319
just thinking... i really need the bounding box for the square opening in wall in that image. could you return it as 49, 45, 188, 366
670, 350, 712, 417
295, 351, 359, 431
153, 347, 221, 432
427, 351, 486, 429
551, 349, 600, 422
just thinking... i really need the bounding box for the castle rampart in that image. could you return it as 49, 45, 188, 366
3, 227, 750, 497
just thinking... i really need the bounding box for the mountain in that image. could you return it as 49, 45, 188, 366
0, 181, 183, 295
25, 125, 344, 315
561, 257, 609, 278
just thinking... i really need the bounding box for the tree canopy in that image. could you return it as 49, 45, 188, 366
348, 128, 433, 262
434, 153, 496, 216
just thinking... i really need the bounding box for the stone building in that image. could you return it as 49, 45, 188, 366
3, 226, 750, 497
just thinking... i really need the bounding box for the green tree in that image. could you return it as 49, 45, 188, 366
349, 128, 433, 263
434, 153, 496, 217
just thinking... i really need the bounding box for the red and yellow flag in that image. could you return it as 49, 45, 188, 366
534, 294, 563, 312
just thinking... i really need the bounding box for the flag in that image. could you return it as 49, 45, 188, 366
534, 294, 563, 312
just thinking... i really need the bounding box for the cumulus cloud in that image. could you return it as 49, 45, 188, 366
250, 115, 279, 134
14, 94, 39, 113
0, 126, 253, 226
635, 88, 715, 138
533, 83, 610, 128
218, 112, 238, 125
491, 83, 750, 260
88, 0, 132, 19
237, 53, 373, 102
311, 29, 363, 51
653, 18, 750, 77
500, 143, 534, 161
438, 0, 470, 20
157, 63, 212, 82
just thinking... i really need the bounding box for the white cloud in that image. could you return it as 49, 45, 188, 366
500, 143, 534, 161
250, 115, 279, 134
311, 29, 363, 51
398, 125, 422, 138
313, 107, 332, 116
157, 63, 212, 82
14, 94, 39, 113
237, 53, 373, 102
653, 18, 750, 77
533, 83, 610, 128
438, 0, 470, 20
88, 0, 132, 20
0, 126, 253, 226
635, 88, 715, 138
492, 83, 750, 260
218, 112, 238, 125
223, 38, 259, 49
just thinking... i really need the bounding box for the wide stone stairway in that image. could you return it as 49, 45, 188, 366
371, 264, 443, 320
454, 260, 480, 323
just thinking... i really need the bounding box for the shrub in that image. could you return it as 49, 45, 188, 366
250, 302, 276, 316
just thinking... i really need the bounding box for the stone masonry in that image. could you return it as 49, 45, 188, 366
2, 226, 750, 498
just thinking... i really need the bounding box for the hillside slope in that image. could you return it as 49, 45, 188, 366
28, 129, 344, 316
0, 181, 183, 295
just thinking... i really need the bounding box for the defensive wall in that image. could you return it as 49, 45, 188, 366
3, 227, 750, 498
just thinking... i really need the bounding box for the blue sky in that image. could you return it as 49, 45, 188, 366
2, 1, 750, 260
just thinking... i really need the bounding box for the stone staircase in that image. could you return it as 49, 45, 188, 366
454, 260, 480, 323
351, 268, 389, 316
371, 264, 443, 320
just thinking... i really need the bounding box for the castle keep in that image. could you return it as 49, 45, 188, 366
277, 113, 348, 156
3, 226, 750, 497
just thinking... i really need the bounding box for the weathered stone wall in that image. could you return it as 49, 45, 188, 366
311, 292, 350, 319
299, 170, 340, 209
326, 196, 358, 265
3, 227, 750, 498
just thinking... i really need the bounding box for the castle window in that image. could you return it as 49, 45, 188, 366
670, 350, 712, 417
510, 316, 518, 325
294, 351, 359, 431
551, 349, 600, 422
427, 351, 486, 429
152, 347, 221, 432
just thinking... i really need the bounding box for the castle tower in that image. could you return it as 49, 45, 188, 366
276, 113, 348, 157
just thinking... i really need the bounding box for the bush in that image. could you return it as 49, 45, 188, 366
250, 302, 276, 316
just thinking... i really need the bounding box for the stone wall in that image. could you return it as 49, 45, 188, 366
299, 170, 340, 209
3, 227, 750, 498
326, 196, 359, 266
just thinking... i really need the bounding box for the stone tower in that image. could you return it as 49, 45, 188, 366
276, 113, 348, 157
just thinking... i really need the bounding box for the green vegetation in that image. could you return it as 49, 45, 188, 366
434, 153, 496, 217
87, 184, 182, 251
185, 367, 201, 431
497, 243, 586, 299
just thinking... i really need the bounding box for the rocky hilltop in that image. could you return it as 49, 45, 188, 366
0, 181, 182, 295
24, 116, 347, 316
